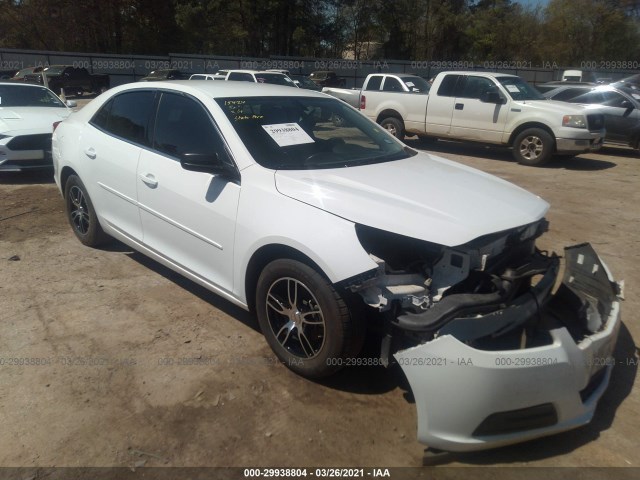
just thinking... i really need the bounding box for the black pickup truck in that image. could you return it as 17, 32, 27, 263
23, 65, 109, 96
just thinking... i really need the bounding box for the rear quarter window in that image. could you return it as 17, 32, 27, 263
90, 91, 156, 146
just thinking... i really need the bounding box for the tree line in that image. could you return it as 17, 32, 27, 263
1, 0, 639, 67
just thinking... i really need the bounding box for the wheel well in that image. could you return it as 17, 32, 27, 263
244, 244, 326, 313
509, 123, 556, 151
376, 110, 404, 125
60, 166, 78, 195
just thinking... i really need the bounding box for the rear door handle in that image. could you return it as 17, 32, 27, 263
84, 147, 96, 159
455, 103, 464, 110
139, 173, 158, 188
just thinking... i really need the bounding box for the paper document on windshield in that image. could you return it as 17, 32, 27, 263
262, 123, 315, 147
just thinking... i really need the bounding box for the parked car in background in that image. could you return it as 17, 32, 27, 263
544, 84, 640, 149
8, 66, 44, 82
139, 69, 191, 81
324, 71, 604, 166
534, 80, 598, 94
289, 74, 322, 91
613, 73, 640, 91
223, 69, 297, 87
309, 70, 345, 88
323, 73, 430, 108
0, 82, 75, 171
561, 69, 598, 82
189, 73, 225, 80
0, 70, 18, 80
52, 80, 621, 453
23, 65, 109, 96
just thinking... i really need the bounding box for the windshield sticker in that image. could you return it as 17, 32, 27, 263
262, 123, 315, 147
405, 82, 415, 87
506, 85, 520, 93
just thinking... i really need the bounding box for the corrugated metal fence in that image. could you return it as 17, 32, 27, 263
1, 48, 637, 89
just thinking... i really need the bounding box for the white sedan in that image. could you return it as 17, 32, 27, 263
52, 81, 622, 452
0, 82, 75, 171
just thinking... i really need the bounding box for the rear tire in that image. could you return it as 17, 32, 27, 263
512, 128, 554, 166
256, 259, 362, 378
64, 175, 109, 247
380, 117, 405, 141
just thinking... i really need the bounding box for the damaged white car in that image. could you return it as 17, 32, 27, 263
53, 82, 622, 452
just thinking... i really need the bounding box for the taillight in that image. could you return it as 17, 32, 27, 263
52, 121, 62, 132
360, 95, 366, 110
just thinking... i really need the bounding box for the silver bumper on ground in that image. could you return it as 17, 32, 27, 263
395, 244, 622, 452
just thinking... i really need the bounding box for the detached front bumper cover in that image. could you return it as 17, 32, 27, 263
395, 243, 622, 452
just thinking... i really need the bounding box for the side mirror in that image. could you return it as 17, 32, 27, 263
180, 152, 227, 174
621, 100, 634, 109
180, 152, 239, 183
66, 100, 77, 108
481, 91, 505, 104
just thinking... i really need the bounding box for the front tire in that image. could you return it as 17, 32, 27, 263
64, 175, 109, 247
380, 117, 405, 141
512, 128, 554, 166
256, 259, 361, 378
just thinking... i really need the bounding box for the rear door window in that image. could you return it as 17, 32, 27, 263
365, 76, 383, 91
437, 75, 462, 97
382, 77, 403, 92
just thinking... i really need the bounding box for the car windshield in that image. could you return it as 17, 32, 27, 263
497, 77, 544, 101
292, 76, 318, 88
254, 73, 296, 87
13, 67, 39, 78
216, 96, 415, 170
0, 85, 65, 107
400, 76, 430, 93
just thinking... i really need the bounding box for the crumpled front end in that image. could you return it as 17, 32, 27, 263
346, 221, 622, 452
396, 243, 621, 452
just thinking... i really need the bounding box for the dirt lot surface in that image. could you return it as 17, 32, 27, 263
1, 114, 638, 473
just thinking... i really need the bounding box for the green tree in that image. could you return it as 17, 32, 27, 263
539, 0, 640, 65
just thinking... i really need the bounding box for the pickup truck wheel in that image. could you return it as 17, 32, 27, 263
513, 128, 553, 166
256, 259, 360, 378
380, 117, 405, 140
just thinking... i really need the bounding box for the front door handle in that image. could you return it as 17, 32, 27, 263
84, 147, 96, 159
455, 103, 464, 110
139, 173, 158, 188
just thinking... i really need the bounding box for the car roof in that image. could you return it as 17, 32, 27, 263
439, 71, 518, 79
107, 80, 328, 99
544, 84, 640, 100
226, 70, 286, 75
0, 81, 49, 89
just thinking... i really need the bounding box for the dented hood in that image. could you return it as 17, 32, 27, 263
275, 152, 549, 247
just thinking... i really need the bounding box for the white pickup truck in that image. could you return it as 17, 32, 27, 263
324, 71, 605, 166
